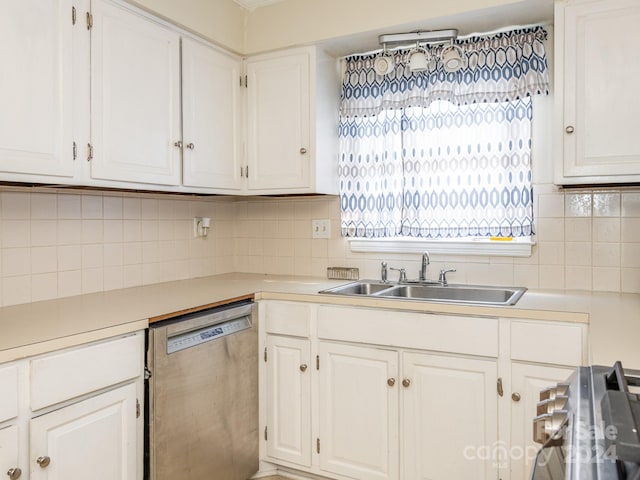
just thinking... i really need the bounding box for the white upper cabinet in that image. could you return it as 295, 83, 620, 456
0, 0, 74, 179
555, 0, 640, 185
0, 2, 337, 194
181, 38, 243, 192
90, 0, 182, 186
245, 46, 339, 195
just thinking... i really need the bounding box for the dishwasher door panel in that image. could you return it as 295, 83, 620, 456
148, 303, 258, 480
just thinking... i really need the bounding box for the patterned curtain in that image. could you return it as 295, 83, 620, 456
339, 27, 548, 239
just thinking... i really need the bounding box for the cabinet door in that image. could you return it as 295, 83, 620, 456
182, 38, 242, 191
0, 0, 74, 178
510, 362, 573, 480
0, 426, 20, 480
319, 342, 399, 480
402, 352, 498, 480
30, 383, 138, 480
265, 335, 311, 467
558, 0, 640, 182
91, 0, 181, 186
246, 50, 311, 192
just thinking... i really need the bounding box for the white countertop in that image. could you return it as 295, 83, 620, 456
1, 273, 638, 367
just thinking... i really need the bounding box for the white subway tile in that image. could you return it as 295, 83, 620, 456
81, 219, 103, 244
593, 243, 621, 267
103, 196, 123, 219
31, 193, 57, 219
103, 220, 123, 243
122, 264, 142, 288
58, 270, 82, 298
2, 248, 30, 276
31, 273, 57, 302
593, 267, 620, 292
3, 220, 30, 247
31, 220, 57, 247
622, 192, 640, 217
81, 195, 103, 219
82, 244, 103, 269
82, 267, 103, 293
565, 193, 592, 217
565, 266, 592, 291
593, 218, 620, 243
103, 266, 124, 291
58, 245, 82, 271
57, 220, 82, 245
31, 246, 57, 274
58, 194, 81, 219
104, 243, 124, 267
141, 199, 159, 219
123, 197, 141, 219
1, 192, 30, 219
537, 193, 565, 218
593, 192, 620, 217
2, 275, 31, 306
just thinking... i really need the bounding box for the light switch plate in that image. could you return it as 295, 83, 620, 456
312, 219, 331, 239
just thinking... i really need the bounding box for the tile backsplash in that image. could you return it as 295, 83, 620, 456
1, 182, 639, 307
0, 188, 234, 306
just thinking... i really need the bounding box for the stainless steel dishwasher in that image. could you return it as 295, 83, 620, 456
146, 300, 258, 480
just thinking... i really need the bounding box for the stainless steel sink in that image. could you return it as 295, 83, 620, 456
377, 284, 526, 305
319, 281, 526, 306
320, 281, 392, 296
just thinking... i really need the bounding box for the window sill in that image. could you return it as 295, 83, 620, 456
348, 236, 534, 257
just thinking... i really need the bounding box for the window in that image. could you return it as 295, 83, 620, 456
338, 27, 549, 251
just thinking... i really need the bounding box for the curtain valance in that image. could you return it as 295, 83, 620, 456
340, 26, 549, 118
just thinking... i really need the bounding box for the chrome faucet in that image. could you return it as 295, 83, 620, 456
419, 251, 430, 281
438, 269, 456, 286
381, 261, 388, 283
390, 267, 407, 283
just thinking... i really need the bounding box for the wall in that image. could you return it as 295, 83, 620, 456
0, 189, 235, 307
243, 0, 541, 54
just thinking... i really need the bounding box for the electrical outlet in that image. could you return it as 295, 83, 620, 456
312, 219, 331, 239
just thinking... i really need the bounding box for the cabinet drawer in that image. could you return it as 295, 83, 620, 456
510, 321, 585, 366
0, 364, 18, 423
30, 333, 143, 411
317, 306, 499, 357
264, 301, 311, 338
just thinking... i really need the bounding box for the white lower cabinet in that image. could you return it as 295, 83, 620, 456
30, 383, 138, 480
318, 342, 399, 480
265, 335, 312, 467
0, 426, 20, 480
0, 331, 144, 480
259, 301, 587, 480
402, 352, 498, 480
508, 362, 575, 480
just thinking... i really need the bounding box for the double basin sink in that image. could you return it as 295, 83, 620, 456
319, 280, 527, 306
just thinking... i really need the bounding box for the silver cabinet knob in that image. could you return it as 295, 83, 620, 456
7, 468, 22, 480
512, 392, 521, 402
565, 126, 575, 134
299, 148, 307, 154
173, 141, 183, 148
402, 378, 411, 388
387, 378, 396, 387
299, 364, 307, 372
186, 143, 195, 150
36, 456, 50, 468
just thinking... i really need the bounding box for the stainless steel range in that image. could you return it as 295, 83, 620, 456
531, 362, 640, 480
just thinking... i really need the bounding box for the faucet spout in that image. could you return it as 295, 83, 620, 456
419, 251, 430, 281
